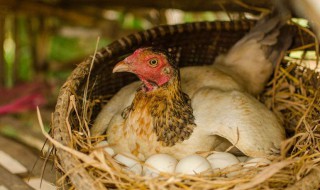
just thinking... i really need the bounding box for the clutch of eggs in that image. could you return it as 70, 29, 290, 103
93, 142, 270, 177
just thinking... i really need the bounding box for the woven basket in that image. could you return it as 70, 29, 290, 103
52, 20, 320, 189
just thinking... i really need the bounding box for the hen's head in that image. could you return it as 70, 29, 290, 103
113, 47, 177, 91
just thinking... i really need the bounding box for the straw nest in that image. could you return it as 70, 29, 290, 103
48, 19, 320, 190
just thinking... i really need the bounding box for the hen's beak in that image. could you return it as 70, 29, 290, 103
113, 60, 131, 73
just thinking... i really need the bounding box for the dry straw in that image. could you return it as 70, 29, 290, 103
45, 19, 320, 189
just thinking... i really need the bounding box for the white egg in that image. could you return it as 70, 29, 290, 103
95, 141, 115, 156
175, 155, 212, 175
143, 154, 178, 177
206, 152, 239, 170
114, 153, 142, 175
244, 157, 271, 167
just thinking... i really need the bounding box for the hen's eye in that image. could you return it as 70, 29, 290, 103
149, 59, 158, 67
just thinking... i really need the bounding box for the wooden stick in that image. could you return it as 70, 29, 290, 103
0, 15, 5, 87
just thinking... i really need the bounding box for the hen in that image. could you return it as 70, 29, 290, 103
91, 14, 291, 159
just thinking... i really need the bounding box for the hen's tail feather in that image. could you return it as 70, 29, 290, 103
258, 12, 292, 66
268, 26, 292, 66
238, 11, 292, 66
215, 11, 293, 95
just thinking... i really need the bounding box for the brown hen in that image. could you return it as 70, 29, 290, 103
91, 13, 291, 159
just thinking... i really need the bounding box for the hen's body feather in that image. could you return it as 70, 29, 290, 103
91, 13, 290, 159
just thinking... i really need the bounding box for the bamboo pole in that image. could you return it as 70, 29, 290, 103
13, 16, 20, 84
0, 15, 5, 87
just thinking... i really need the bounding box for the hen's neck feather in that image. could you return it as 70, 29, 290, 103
124, 72, 196, 146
